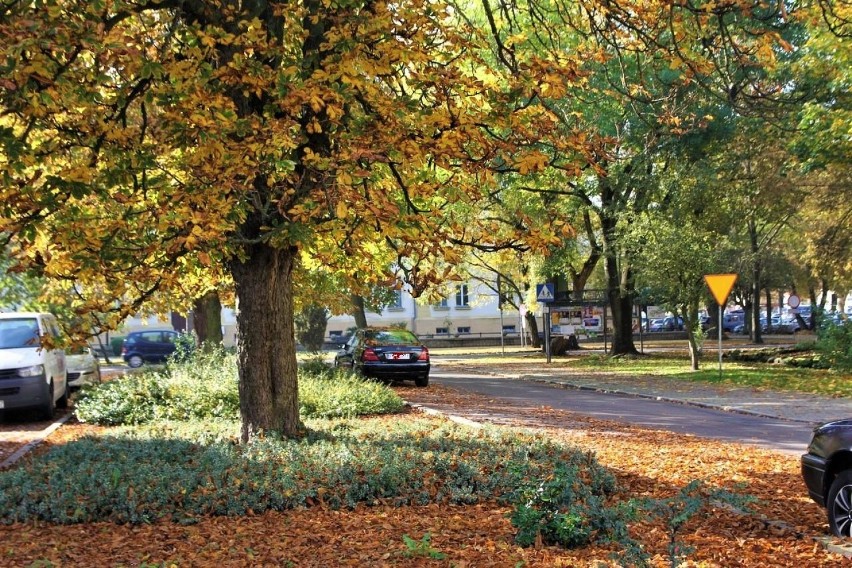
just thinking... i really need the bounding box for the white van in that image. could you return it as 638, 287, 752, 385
0, 312, 68, 420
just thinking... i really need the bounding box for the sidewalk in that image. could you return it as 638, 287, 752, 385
471, 367, 852, 426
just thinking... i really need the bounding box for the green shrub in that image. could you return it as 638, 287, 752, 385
508, 459, 619, 549
816, 321, 852, 372
110, 336, 124, 356
299, 355, 335, 378
300, 370, 404, 418
75, 349, 403, 425
0, 417, 617, 527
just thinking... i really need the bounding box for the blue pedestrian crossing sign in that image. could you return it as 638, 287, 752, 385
536, 283, 555, 303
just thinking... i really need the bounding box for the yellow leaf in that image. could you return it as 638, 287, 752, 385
336, 201, 348, 218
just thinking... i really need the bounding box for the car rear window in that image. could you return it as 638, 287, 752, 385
365, 330, 419, 346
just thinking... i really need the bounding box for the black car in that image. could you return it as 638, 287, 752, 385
334, 327, 430, 387
121, 330, 180, 368
801, 419, 852, 537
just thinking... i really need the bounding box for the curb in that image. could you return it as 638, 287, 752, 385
0, 413, 72, 470
460, 368, 825, 426
519, 375, 819, 425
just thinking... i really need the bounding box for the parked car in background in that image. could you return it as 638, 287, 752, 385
802, 419, 852, 537
66, 346, 101, 388
722, 311, 745, 332
334, 327, 430, 387
122, 330, 180, 368
0, 312, 68, 419
650, 316, 684, 332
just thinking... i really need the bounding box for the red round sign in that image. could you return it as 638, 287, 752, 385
788, 294, 801, 309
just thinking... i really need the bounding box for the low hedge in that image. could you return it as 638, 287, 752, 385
0, 417, 616, 528
74, 349, 404, 425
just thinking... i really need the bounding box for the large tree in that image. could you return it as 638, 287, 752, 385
0, 0, 573, 440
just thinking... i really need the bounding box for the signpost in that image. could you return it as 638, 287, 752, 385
788, 293, 801, 313
536, 284, 555, 363
704, 274, 738, 378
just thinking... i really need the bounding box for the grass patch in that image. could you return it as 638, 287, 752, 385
570, 353, 852, 397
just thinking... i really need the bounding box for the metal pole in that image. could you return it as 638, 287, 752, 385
718, 304, 723, 379
499, 306, 505, 356
545, 305, 551, 364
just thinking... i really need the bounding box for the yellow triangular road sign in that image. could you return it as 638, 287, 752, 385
704, 274, 738, 306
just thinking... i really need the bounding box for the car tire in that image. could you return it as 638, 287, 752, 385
57, 379, 69, 409
414, 374, 429, 388
828, 469, 852, 537
41, 382, 55, 421
127, 354, 144, 368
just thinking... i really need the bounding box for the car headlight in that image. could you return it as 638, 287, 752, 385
17, 365, 44, 377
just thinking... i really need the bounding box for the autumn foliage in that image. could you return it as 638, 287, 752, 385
0, 0, 840, 438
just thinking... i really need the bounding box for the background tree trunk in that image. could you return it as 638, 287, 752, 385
351, 294, 368, 329
193, 290, 223, 348
230, 243, 301, 441
602, 219, 638, 356
684, 300, 701, 370
750, 228, 764, 344
608, 287, 638, 355
525, 312, 541, 348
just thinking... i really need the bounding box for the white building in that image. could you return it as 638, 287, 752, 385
326, 281, 525, 340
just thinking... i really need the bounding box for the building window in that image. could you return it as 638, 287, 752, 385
502, 325, 516, 335
457, 326, 471, 334
387, 289, 404, 311
455, 284, 470, 308
436, 327, 449, 335
434, 297, 449, 310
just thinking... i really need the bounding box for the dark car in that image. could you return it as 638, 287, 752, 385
650, 316, 683, 332
801, 419, 852, 537
722, 312, 745, 332
334, 327, 430, 387
121, 330, 180, 368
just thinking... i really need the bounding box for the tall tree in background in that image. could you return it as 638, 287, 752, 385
471, 0, 800, 355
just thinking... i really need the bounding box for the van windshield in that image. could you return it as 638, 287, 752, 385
0, 318, 41, 349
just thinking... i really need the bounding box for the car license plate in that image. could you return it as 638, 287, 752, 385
389, 353, 407, 360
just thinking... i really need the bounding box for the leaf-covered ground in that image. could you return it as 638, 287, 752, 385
0, 383, 848, 567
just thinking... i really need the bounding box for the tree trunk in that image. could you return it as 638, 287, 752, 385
777, 289, 785, 321
608, 286, 638, 355
684, 300, 701, 370
601, 217, 638, 356
525, 311, 541, 348
568, 211, 601, 295
230, 243, 301, 442
193, 290, 224, 348
765, 288, 772, 334
351, 294, 368, 329
748, 224, 763, 344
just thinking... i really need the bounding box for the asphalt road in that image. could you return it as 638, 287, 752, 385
431, 371, 813, 455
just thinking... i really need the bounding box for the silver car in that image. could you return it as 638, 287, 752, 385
66, 346, 101, 388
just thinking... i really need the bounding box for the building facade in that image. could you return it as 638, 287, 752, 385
326, 281, 525, 340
